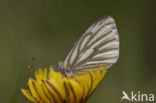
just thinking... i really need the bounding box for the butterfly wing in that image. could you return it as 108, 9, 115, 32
63, 16, 119, 71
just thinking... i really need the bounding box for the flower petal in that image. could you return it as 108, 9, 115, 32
21, 89, 38, 103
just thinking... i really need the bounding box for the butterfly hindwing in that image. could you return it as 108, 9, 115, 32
63, 16, 119, 71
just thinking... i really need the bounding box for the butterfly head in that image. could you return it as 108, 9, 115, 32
53, 63, 75, 77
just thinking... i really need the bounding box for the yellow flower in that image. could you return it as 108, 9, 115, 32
21, 66, 107, 103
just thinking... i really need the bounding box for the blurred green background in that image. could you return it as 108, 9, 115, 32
0, 0, 156, 103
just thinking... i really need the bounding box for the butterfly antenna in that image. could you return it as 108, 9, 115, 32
28, 57, 53, 69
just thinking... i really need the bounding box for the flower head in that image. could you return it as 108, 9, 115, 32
21, 66, 107, 103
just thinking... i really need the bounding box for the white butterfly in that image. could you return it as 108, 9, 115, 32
54, 16, 119, 76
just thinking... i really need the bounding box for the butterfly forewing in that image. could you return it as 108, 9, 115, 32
63, 16, 119, 71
